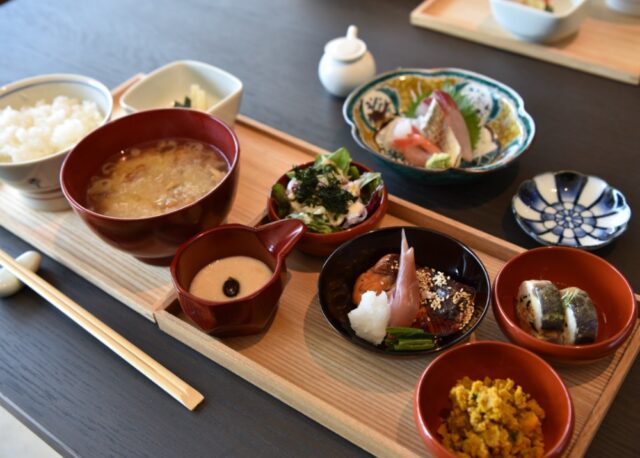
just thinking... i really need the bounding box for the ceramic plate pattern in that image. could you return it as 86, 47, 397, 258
513, 171, 631, 249
343, 68, 535, 182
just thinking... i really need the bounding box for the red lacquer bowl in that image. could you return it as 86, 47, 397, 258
267, 161, 388, 256
60, 109, 240, 265
170, 220, 305, 335
493, 246, 637, 363
414, 341, 574, 458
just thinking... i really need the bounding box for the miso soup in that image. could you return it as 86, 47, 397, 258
86, 138, 228, 218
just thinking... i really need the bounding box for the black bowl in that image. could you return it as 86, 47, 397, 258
318, 226, 491, 356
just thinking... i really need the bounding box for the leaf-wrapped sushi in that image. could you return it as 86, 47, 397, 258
560, 287, 598, 344
516, 280, 564, 343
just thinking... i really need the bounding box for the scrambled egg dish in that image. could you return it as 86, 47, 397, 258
438, 377, 545, 458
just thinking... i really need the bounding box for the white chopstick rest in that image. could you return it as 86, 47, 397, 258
0, 250, 41, 298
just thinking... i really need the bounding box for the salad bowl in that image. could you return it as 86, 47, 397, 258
267, 148, 388, 256
512, 171, 631, 250
343, 68, 535, 183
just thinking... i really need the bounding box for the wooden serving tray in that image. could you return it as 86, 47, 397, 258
410, 0, 640, 85
1, 77, 639, 457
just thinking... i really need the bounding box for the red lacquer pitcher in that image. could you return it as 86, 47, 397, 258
170, 220, 306, 335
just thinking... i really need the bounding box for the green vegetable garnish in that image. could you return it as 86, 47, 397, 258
271, 183, 290, 218
317, 181, 354, 215
271, 148, 383, 233
405, 93, 431, 118
442, 83, 481, 150
426, 152, 451, 170
384, 327, 436, 351
292, 166, 319, 203
173, 96, 192, 108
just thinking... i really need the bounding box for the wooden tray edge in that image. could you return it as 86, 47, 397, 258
566, 320, 640, 457
154, 306, 420, 458
408, 0, 639, 85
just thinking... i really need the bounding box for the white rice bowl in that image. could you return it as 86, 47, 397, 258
0, 96, 103, 164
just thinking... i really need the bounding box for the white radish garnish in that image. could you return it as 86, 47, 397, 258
348, 290, 391, 345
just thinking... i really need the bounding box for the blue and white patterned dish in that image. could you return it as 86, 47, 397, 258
513, 171, 631, 250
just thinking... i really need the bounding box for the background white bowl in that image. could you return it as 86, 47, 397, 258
490, 0, 589, 43
0, 74, 112, 211
607, 0, 640, 15
121, 60, 243, 127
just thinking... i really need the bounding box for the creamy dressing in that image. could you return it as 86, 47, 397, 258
189, 256, 272, 302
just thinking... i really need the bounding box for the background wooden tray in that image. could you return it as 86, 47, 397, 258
410, 0, 640, 85
1, 76, 638, 457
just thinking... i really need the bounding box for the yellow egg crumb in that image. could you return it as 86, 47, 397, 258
438, 377, 545, 458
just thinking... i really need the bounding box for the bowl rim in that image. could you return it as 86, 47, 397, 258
342, 67, 536, 175
266, 160, 389, 240
490, 0, 589, 19
414, 340, 575, 458
511, 170, 631, 251
170, 223, 291, 308
317, 225, 492, 356
0, 73, 113, 168
492, 246, 638, 358
60, 107, 240, 223
120, 59, 243, 114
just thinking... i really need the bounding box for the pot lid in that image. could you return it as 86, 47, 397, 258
324, 25, 367, 62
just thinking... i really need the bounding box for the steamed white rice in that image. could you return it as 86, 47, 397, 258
0, 96, 102, 163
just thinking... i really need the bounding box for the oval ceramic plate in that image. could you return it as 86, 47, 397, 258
512, 171, 631, 250
343, 68, 535, 183
317, 226, 491, 356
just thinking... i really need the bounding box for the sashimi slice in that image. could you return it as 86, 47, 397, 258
432, 90, 473, 162
375, 118, 439, 167
388, 231, 420, 327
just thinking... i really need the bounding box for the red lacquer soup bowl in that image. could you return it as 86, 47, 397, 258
267, 160, 388, 257
492, 246, 637, 363
60, 108, 240, 265
414, 341, 574, 458
170, 220, 305, 335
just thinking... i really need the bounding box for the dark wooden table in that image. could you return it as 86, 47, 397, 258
1, 0, 638, 456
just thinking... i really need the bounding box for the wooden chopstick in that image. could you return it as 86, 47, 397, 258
0, 248, 204, 411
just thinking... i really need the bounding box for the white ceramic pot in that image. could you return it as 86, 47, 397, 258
318, 26, 376, 97
0, 74, 112, 211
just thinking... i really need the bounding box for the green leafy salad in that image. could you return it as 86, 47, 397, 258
271, 148, 384, 234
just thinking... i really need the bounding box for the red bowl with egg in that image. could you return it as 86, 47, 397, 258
170, 220, 305, 335
60, 108, 240, 265
267, 160, 388, 256
493, 246, 637, 363
414, 341, 574, 458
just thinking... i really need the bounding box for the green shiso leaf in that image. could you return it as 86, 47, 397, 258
405, 92, 431, 118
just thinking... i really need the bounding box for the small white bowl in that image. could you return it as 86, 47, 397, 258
0, 74, 112, 211
490, 0, 589, 43
607, 0, 640, 15
121, 60, 243, 127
